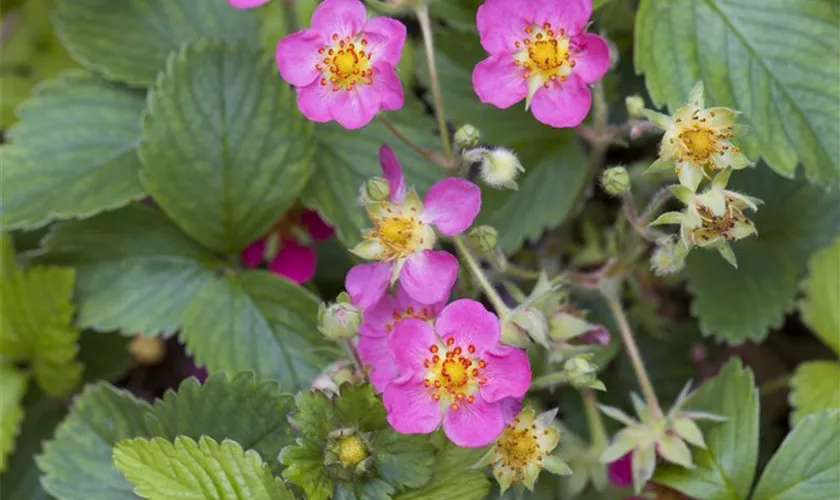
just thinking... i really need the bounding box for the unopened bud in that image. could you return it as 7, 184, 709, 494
454, 124, 481, 149
601, 166, 630, 196
318, 293, 362, 340
468, 225, 498, 252
479, 147, 524, 190
502, 306, 550, 349
129, 335, 166, 365
362, 177, 390, 202
625, 95, 645, 118
564, 354, 605, 391
650, 239, 688, 276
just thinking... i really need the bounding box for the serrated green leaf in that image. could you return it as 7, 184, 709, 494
635, 0, 840, 182
788, 361, 840, 426
144, 372, 295, 474
139, 40, 313, 254
0, 71, 146, 230
280, 439, 332, 500
685, 167, 840, 344
182, 271, 338, 392
53, 0, 259, 85
0, 365, 29, 472
396, 442, 491, 500
113, 436, 292, 500
752, 411, 840, 500
302, 103, 442, 247
370, 431, 435, 490
37, 384, 152, 499
799, 236, 840, 354
654, 359, 758, 500
334, 384, 388, 432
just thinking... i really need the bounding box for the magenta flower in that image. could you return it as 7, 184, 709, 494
241, 210, 334, 284
382, 299, 531, 447
608, 452, 633, 488
275, 0, 406, 129
226, 0, 271, 8
472, 0, 611, 128
346, 145, 481, 309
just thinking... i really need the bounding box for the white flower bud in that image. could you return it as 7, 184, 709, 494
479, 147, 524, 190
318, 293, 362, 340
361, 176, 390, 202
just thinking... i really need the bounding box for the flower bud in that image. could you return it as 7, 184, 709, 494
502, 306, 550, 348
454, 124, 481, 149
479, 147, 524, 190
468, 225, 498, 252
129, 335, 166, 365
625, 95, 645, 118
324, 428, 374, 481
601, 166, 630, 196
318, 293, 362, 340
564, 354, 605, 391
362, 176, 390, 202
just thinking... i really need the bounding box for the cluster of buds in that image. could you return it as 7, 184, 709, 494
455, 124, 526, 191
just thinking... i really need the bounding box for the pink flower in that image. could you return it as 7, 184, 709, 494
472, 0, 611, 128
608, 452, 633, 488
241, 210, 334, 284
275, 0, 406, 129
345, 145, 481, 308
382, 299, 531, 447
227, 0, 271, 8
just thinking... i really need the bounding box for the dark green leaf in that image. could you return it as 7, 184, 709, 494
280, 439, 332, 500
371, 431, 435, 490
78, 331, 132, 384
396, 442, 491, 500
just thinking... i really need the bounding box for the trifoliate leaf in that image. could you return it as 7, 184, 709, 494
0, 71, 145, 230
635, 0, 840, 182
396, 442, 491, 500
751, 411, 840, 500
145, 372, 295, 474
0, 365, 28, 472
181, 271, 338, 392
38, 384, 152, 499
139, 40, 314, 254
53, 0, 259, 85
39, 205, 224, 337
799, 236, 840, 354
685, 167, 840, 344
655, 359, 758, 500
788, 361, 840, 427
113, 436, 292, 500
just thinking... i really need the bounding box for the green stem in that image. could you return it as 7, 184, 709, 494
582, 389, 608, 448
529, 372, 569, 391
377, 115, 448, 168
280, 0, 299, 35
759, 374, 791, 396
343, 339, 365, 377
415, 6, 453, 161
453, 236, 510, 316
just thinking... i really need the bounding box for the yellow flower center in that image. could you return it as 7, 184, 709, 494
337, 435, 368, 468
422, 338, 488, 411
376, 215, 420, 256
679, 127, 718, 161
496, 426, 540, 471
442, 360, 468, 387
514, 23, 572, 85
316, 34, 373, 91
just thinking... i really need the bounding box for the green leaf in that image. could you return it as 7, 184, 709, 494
685, 167, 840, 344
139, 40, 313, 254
654, 359, 759, 500
113, 436, 292, 500
635, 0, 840, 182
280, 439, 332, 500
0, 71, 146, 230
182, 271, 338, 392
0, 265, 82, 396
53, 0, 259, 85
302, 103, 442, 247
38, 384, 152, 500
752, 411, 840, 500
0, 365, 29, 472
396, 442, 491, 500
78, 331, 132, 384
144, 372, 295, 474
370, 431, 435, 490
788, 361, 840, 426
799, 236, 840, 354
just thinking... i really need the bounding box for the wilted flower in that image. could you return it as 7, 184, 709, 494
480, 148, 525, 190
275, 0, 406, 129
346, 145, 481, 308
473, 0, 611, 128
650, 238, 689, 276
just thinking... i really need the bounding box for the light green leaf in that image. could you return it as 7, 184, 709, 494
752, 411, 840, 500
302, 103, 442, 247
37, 384, 152, 499
0, 365, 29, 472
139, 40, 313, 254
799, 236, 840, 354
0, 71, 146, 230
396, 442, 491, 500
685, 167, 840, 344
39, 205, 224, 337
654, 359, 758, 500
113, 436, 292, 500
182, 271, 338, 392
279, 439, 332, 500
144, 372, 295, 474
635, 0, 840, 182
789, 361, 840, 426
53, 0, 259, 85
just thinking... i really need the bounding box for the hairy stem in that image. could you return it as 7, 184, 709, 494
582, 389, 608, 448
377, 115, 449, 168
280, 0, 299, 35
415, 6, 453, 161
343, 339, 365, 377
453, 236, 510, 317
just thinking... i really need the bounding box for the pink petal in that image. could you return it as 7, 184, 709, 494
472, 53, 527, 109
268, 239, 317, 284
499, 397, 523, 424
370, 63, 404, 112
357, 335, 398, 393
530, 74, 592, 128
399, 250, 458, 305
379, 144, 407, 203
296, 80, 334, 123
241, 238, 266, 268
435, 299, 500, 355
479, 345, 531, 403
300, 210, 334, 241
328, 84, 381, 130
571, 33, 611, 83
389, 318, 437, 377
310, 0, 367, 39
608, 453, 633, 488
363, 17, 407, 67
227, 0, 270, 8
421, 178, 481, 236
442, 398, 505, 447
345, 261, 393, 310
275, 29, 324, 87
533, 0, 592, 36
359, 292, 400, 338
394, 284, 446, 318
476, 0, 534, 54
383, 374, 442, 434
